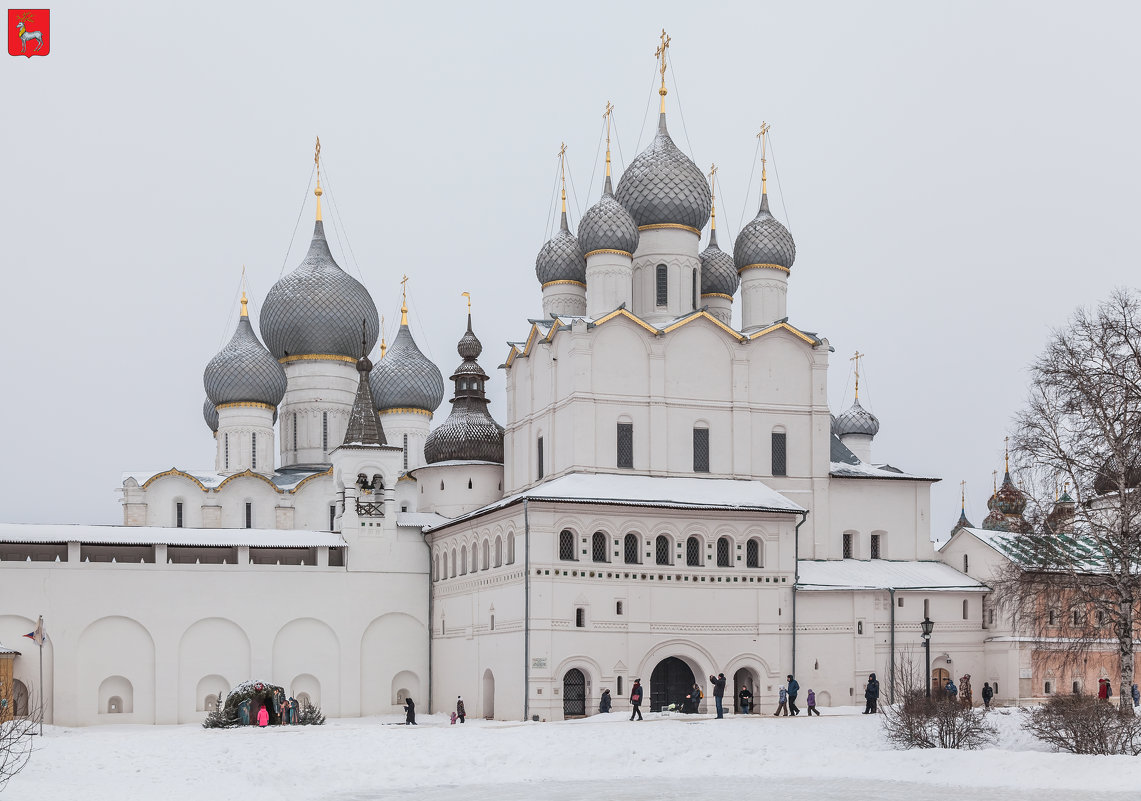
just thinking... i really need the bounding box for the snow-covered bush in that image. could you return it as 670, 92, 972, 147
881, 691, 997, 750
1022, 695, 1141, 755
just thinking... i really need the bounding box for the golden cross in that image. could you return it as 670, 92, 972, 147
401, 274, 408, 305
380, 314, 386, 358
462, 291, 471, 314
558, 142, 567, 214
709, 164, 718, 228
993, 469, 999, 493
603, 102, 614, 177
960, 479, 967, 507
655, 29, 671, 110
314, 136, 321, 170
1004, 435, 1010, 473
758, 121, 771, 194
850, 350, 863, 400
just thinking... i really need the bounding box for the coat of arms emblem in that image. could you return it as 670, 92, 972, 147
8, 9, 49, 57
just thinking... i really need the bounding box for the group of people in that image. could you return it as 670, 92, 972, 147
237, 689, 302, 727
773, 675, 820, 716
611, 672, 823, 720
403, 694, 469, 725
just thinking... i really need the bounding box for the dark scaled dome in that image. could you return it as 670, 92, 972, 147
1093, 456, 1141, 495
834, 398, 880, 438
203, 398, 219, 432
699, 228, 738, 296
616, 114, 710, 230
203, 306, 287, 407
260, 220, 379, 359
370, 319, 445, 415
987, 472, 1028, 516
579, 177, 639, 257
423, 315, 504, 464
535, 212, 586, 286
734, 194, 796, 272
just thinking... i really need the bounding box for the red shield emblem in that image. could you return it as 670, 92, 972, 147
8, 9, 49, 57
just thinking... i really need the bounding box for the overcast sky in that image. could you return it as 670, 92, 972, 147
2, 1, 1138, 535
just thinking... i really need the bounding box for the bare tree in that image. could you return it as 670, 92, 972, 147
0, 697, 41, 792
882, 649, 996, 749
998, 288, 1141, 712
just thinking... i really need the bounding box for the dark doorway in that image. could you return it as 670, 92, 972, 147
563, 669, 586, 717
733, 668, 756, 713
650, 657, 697, 713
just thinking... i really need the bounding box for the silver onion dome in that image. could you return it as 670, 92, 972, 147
578, 176, 639, 257
535, 211, 586, 285
699, 228, 738, 297
203, 398, 219, 432
615, 114, 710, 231
203, 310, 287, 407
834, 398, 881, 438
370, 321, 445, 414
260, 220, 380, 359
734, 194, 796, 272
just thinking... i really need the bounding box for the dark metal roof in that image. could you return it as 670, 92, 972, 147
424, 315, 504, 464
203, 315, 287, 407
834, 398, 881, 437
579, 177, 639, 256
699, 228, 738, 296
203, 397, 218, 432
535, 211, 586, 285
342, 355, 386, 447
370, 323, 444, 414
734, 194, 796, 271
615, 114, 710, 230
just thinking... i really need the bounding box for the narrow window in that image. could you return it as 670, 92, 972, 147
403, 433, 409, 471
537, 436, 545, 480
559, 529, 576, 561
616, 423, 633, 469
746, 539, 760, 568
322, 412, 328, 453
329, 505, 336, 531
592, 532, 608, 563
507, 535, 515, 565
843, 533, 853, 559
224, 433, 230, 470
292, 412, 298, 451
616, 601, 623, 616
923, 598, 930, 618
870, 534, 880, 560
461, 546, 468, 575
245, 502, 252, 529
1072, 681, 1080, 694
994, 682, 998, 695
468, 478, 473, 489
1045, 681, 1052, 695
963, 599, 969, 620
482, 540, 490, 570
617, 676, 623, 695
575, 608, 585, 628
451, 550, 456, 578
717, 536, 730, 567
898, 596, 904, 608
771, 432, 787, 476
988, 608, 995, 626
1072, 610, 1080, 626
1048, 609, 1057, 626
857, 621, 864, 635
693, 427, 710, 473
494, 538, 502, 567
963, 554, 969, 573
490, 614, 495, 631
175, 502, 184, 528
656, 264, 668, 307
687, 536, 701, 567
655, 535, 670, 566
251, 433, 257, 470
624, 533, 640, 565
691, 269, 697, 310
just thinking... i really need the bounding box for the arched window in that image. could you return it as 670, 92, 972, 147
771, 428, 787, 476
717, 536, 731, 567
656, 264, 668, 307
624, 533, 640, 565
746, 539, 762, 568
507, 533, 516, 565
655, 534, 671, 566
592, 531, 608, 563
432, 553, 438, 581
686, 536, 701, 567
494, 537, 503, 567
559, 529, 576, 561
450, 548, 456, 578
460, 545, 468, 575
482, 539, 490, 570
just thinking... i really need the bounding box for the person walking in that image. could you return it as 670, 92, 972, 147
806, 689, 820, 716
1131, 683, 1139, 714
709, 673, 727, 719
738, 685, 752, 715
450, 711, 458, 724
599, 689, 612, 713
256, 704, 269, 727
457, 696, 466, 723
945, 679, 958, 700
863, 673, 880, 714
629, 679, 644, 721
786, 675, 800, 716
981, 682, 993, 709
773, 685, 788, 716
1098, 678, 1111, 703
403, 696, 417, 725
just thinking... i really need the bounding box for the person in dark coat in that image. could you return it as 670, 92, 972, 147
863, 673, 880, 714
709, 673, 727, 718
773, 686, 788, 716
238, 698, 252, 726
629, 679, 644, 721
981, 682, 994, 709
599, 689, 612, 713
1131, 683, 1139, 711
404, 696, 416, 725
786, 675, 800, 716
945, 680, 958, 699
738, 686, 752, 715
457, 696, 466, 723
806, 689, 820, 716
686, 683, 702, 714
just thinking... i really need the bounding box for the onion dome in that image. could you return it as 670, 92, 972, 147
203, 294, 287, 407
615, 114, 710, 231
1044, 490, 1076, 535
370, 307, 445, 415
734, 194, 796, 273
424, 315, 504, 464
981, 470, 1032, 533
203, 398, 218, 433
834, 398, 880, 438
1093, 456, 1141, 495
950, 507, 974, 538
259, 219, 379, 359
579, 176, 639, 257
535, 210, 585, 285
700, 228, 738, 296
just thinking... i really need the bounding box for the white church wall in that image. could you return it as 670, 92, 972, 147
827, 479, 935, 562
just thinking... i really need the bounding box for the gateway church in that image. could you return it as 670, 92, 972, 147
2, 37, 1021, 726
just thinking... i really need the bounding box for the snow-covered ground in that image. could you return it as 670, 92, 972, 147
6, 707, 1140, 800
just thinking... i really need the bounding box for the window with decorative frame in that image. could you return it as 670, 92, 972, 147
771, 431, 787, 476
617, 422, 633, 469
693, 427, 710, 473
655, 534, 671, 566
624, 533, 640, 565
746, 538, 761, 568
870, 533, 881, 560
559, 529, 576, 561
717, 536, 731, 567
656, 264, 668, 307
686, 536, 701, 567
592, 531, 608, 563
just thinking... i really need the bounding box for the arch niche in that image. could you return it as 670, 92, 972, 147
178, 617, 250, 722
650, 657, 697, 713
360, 613, 424, 715
79, 616, 155, 724
483, 668, 495, 719
273, 618, 339, 716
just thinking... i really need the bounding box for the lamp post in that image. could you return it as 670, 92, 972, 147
921, 616, 934, 698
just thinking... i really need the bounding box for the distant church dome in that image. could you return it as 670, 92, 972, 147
699, 228, 738, 297
203, 298, 287, 408
260, 220, 379, 359
834, 398, 880, 438
535, 212, 586, 286
734, 194, 796, 273
424, 315, 504, 464
579, 176, 639, 257
203, 398, 218, 432
370, 314, 445, 415
616, 114, 710, 231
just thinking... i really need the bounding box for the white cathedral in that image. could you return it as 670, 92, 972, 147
2, 47, 1027, 727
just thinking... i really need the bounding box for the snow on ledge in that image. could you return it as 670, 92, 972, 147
796, 559, 986, 591
0, 523, 346, 548
829, 461, 940, 481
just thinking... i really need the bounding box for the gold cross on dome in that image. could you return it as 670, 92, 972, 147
850, 350, 863, 400
655, 29, 671, 110
960, 479, 967, 506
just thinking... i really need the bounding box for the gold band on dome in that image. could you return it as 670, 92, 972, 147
215, 401, 277, 412
738, 263, 790, 275
541, 280, 587, 289
638, 223, 701, 235
701, 292, 733, 300
379, 407, 433, 417
278, 353, 359, 365
584, 248, 633, 259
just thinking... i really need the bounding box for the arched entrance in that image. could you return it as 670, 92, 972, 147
483, 669, 495, 719
733, 668, 757, 714
650, 657, 696, 713
562, 669, 586, 717
932, 667, 951, 691
13, 679, 28, 717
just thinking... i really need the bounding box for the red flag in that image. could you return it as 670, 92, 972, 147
8, 9, 50, 58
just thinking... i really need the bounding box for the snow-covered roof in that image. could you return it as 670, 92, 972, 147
0, 643, 20, 655
122, 466, 330, 492
942, 527, 1106, 572
828, 461, 940, 482
396, 512, 450, 530
796, 559, 986, 591
428, 472, 805, 532
0, 523, 346, 548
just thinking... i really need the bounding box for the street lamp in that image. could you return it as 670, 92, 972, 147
921, 616, 934, 698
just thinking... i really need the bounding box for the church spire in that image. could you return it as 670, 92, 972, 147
314, 136, 323, 222
341, 319, 385, 447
